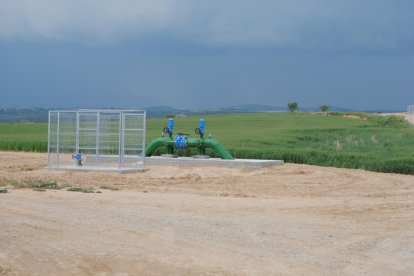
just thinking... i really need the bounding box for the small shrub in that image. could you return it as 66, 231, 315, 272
371, 115, 410, 128
27, 179, 61, 190
0, 177, 9, 187
67, 187, 95, 193
100, 185, 119, 191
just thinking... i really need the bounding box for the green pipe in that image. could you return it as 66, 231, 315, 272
189, 138, 234, 160
145, 137, 172, 157
145, 137, 234, 160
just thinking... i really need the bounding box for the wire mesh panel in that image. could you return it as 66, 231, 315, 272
408, 105, 414, 114
48, 109, 146, 172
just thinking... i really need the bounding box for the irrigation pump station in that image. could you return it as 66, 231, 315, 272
48, 111, 283, 172
145, 118, 234, 160
144, 118, 283, 168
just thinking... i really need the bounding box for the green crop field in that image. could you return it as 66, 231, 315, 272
0, 122, 48, 152
1, 112, 413, 174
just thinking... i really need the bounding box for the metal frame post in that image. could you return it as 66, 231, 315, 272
56, 111, 60, 167
142, 112, 146, 166
118, 112, 124, 169
47, 111, 51, 167
76, 111, 80, 154
96, 111, 100, 165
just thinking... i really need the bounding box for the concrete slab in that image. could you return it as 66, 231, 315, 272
145, 156, 284, 168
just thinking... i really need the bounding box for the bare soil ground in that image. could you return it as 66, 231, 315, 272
1, 152, 413, 275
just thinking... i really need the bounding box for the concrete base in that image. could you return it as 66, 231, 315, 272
145, 156, 284, 168
161, 154, 178, 158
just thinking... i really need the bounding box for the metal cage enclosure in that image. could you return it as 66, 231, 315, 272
48, 109, 146, 172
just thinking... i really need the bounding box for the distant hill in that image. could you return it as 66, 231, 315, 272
363, 108, 405, 113
300, 106, 355, 112
146, 106, 184, 118
1, 105, 395, 123
208, 104, 355, 113
222, 104, 286, 112
0, 108, 49, 123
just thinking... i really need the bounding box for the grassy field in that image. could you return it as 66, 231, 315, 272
0, 122, 47, 152
1, 112, 413, 174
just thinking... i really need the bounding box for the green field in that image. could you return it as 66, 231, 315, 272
0, 122, 48, 152
1, 112, 413, 174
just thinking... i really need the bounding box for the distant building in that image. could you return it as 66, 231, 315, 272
175, 113, 187, 117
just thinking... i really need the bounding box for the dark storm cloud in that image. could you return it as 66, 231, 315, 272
0, 1, 413, 110
1, 0, 413, 52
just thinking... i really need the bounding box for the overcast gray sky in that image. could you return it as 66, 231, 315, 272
1, 0, 413, 110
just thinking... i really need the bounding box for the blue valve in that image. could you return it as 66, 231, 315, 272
174, 135, 187, 149
167, 118, 174, 134
73, 153, 83, 166
199, 119, 205, 135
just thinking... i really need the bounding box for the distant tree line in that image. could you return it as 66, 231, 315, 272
1, 104, 333, 123
0, 108, 49, 123
287, 102, 330, 113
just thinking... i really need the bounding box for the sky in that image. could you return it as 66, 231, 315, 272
1, 0, 413, 110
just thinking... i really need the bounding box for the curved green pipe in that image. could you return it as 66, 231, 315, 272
145, 137, 172, 157
145, 137, 234, 160
193, 138, 234, 160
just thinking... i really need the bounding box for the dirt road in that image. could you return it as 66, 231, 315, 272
1, 152, 414, 275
